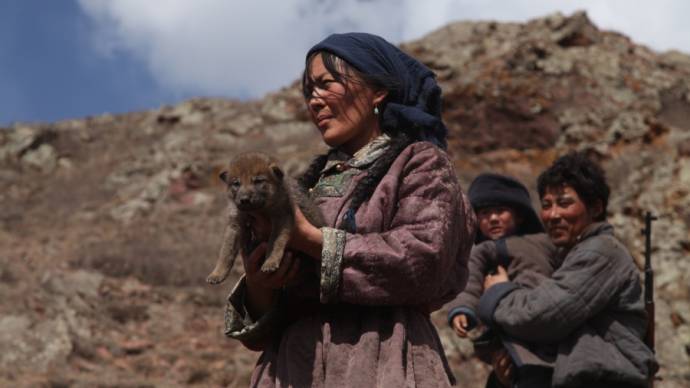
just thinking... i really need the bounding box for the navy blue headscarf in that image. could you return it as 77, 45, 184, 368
306, 32, 448, 149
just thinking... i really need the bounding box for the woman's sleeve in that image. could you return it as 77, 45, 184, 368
477, 241, 631, 343
319, 145, 474, 307
223, 276, 284, 351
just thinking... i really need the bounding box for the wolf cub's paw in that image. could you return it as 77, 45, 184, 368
206, 273, 227, 285
260, 260, 281, 273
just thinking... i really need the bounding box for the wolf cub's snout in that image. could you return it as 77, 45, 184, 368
220, 155, 283, 212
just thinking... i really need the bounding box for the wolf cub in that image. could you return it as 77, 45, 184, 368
206, 152, 324, 285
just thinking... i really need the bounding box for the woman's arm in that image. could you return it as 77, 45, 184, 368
224, 243, 303, 351
320, 144, 474, 306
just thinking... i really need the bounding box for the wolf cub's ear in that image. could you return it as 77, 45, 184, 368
219, 171, 229, 184
269, 164, 284, 181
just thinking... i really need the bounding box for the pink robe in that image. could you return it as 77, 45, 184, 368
225, 141, 475, 387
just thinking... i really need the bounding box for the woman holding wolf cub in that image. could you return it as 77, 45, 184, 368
223, 32, 475, 387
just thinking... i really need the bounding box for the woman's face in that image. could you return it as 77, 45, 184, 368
540, 185, 596, 248
305, 54, 387, 155
477, 206, 519, 240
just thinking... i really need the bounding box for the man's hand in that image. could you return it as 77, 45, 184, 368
484, 265, 509, 290
452, 314, 471, 337
491, 348, 515, 387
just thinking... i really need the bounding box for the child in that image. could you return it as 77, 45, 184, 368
446, 173, 557, 387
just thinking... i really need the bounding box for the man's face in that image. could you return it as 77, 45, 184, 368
477, 206, 519, 240
540, 185, 595, 248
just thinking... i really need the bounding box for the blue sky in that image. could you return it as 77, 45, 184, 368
0, 0, 184, 125
2, 0, 689, 126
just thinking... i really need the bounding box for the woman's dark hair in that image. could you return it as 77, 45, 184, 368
300, 51, 418, 232
537, 151, 610, 221
301, 51, 401, 109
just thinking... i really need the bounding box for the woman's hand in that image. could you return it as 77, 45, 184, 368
244, 243, 301, 290
484, 265, 509, 291
243, 243, 301, 318
452, 314, 470, 337
288, 206, 323, 260
247, 207, 323, 260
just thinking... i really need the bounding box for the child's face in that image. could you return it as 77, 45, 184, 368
477, 206, 519, 240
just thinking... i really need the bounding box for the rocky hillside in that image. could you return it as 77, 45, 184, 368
1, 11, 688, 387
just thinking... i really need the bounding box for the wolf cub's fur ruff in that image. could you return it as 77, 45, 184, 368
206, 152, 324, 285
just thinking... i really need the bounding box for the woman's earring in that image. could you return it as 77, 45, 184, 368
374, 106, 379, 115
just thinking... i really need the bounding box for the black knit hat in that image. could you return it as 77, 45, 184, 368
468, 173, 544, 242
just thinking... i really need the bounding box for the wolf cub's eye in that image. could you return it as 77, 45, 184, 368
252, 175, 267, 184
230, 179, 241, 188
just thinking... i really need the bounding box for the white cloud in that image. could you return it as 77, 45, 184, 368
78, 0, 690, 99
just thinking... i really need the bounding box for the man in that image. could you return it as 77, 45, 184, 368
480, 152, 658, 388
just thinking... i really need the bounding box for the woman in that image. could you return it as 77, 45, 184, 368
224, 32, 475, 387
479, 152, 658, 388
